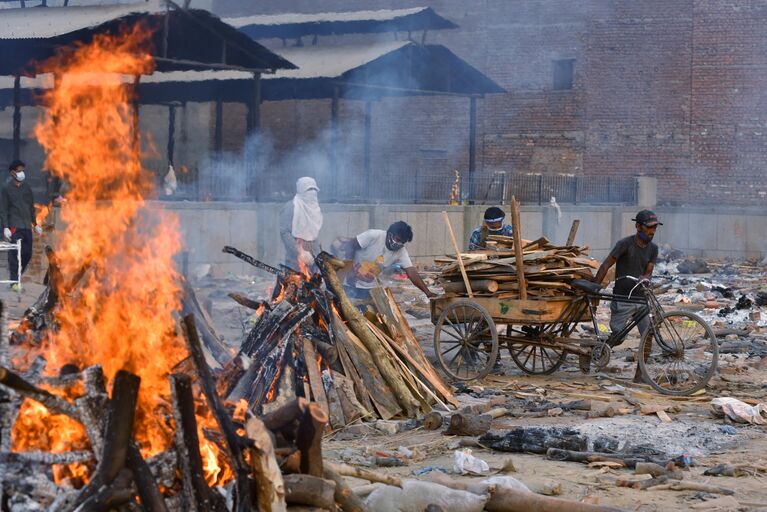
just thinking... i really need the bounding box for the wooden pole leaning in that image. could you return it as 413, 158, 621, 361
441, 211, 473, 298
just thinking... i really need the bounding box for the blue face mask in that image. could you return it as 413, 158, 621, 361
638, 231, 653, 242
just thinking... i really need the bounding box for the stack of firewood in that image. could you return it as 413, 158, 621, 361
219, 247, 458, 425
436, 236, 598, 299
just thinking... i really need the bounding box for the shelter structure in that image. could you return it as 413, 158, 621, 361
226, 6, 458, 41
0, 0, 294, 181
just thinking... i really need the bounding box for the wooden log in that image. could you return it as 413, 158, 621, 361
302, 336, 330, 419
442, 280, 499, 294
442, 211, 474, 298
72, 468, 134, 512
446, 413, 493, 436
181, 278, 231, 367
297, 403, 327, 478
261, 397, 307, 432
283, 474, 335, 509
0, 366, 79, 419
323, 374, 347, 428
170, 374, 226, 512
380, 288, 458, 407
546, 448, 649, 469
585, 406, 615, 419
649, 481, 735, 495
68, 370, 141, 512
316, 252, 417, 417
332, 331, 377, 416
331, 312, 400, 419
328, 462, 402, 487
565, 220, 580, 247
126, 442, 170, 512
561, 400, 591, 412
0, 450, 94, 465
246, 417, 287, 512
229, 292, 266, 311
331, 370, 368, 423
181, 314, 254, 512
510, 197, 527, 300
323, 465, 369, 512
616, 475, 669, 490
423, 411, 444, 430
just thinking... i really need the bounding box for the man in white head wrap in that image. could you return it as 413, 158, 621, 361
279, 177, 323, 270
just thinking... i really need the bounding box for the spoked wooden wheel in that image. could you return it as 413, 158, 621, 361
506, 325, 567, 375
638, 311, 718, 395
434, 300, 498, 381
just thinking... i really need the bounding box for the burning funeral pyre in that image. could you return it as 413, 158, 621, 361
0, 25, 456, 511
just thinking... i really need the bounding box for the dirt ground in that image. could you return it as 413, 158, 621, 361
5, 259, 767, 511
187, 260, 767, 511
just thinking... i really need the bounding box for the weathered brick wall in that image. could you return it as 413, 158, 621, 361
212, 0, 767, 205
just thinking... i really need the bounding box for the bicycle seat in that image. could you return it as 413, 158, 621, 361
571, 279, 603, 294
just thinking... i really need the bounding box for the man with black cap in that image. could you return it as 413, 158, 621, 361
468, 206, 513, 250
588, 210, 662, 381
343, 221, 436, 301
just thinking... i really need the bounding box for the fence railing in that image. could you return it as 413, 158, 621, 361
157, 163, 637, 205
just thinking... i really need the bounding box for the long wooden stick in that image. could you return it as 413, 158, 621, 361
510, 197, 527, 300
566, 219, 580, 246
442, 211, 473, 298
328, 462, 402, 487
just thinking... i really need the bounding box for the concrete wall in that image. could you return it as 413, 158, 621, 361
150, 202, 767, 277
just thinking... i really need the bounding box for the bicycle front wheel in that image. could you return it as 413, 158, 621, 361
638, 311, 718, 395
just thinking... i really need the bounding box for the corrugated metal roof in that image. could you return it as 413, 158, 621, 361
269, 40, 410, 79
226, 6, 457, 40
226, 7, 428, 28
0, 0, 163, 39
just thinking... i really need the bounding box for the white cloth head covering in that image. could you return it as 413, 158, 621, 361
292, 177, 323, 241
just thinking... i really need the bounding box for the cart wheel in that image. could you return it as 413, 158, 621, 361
506, 325, 566, 375
638, 311, 717, 396
434, 300, 498, 381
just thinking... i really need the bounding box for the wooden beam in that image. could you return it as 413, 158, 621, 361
566, 219, 580, 246
442, 211, 473, 298
510, 196, 527, 300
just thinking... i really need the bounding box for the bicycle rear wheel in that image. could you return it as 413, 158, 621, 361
638, 311, 717, 395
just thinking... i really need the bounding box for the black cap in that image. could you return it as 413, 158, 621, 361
632, 210, 663, 227
484, 206, 505, 222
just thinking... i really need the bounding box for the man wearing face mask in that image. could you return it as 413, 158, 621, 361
279, 177, 323, 271
343, 221, 436, 301
468, 207, 513, 250
587, 210, 662, 381
1, 160, 43, 289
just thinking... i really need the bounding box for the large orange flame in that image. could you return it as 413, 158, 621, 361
11, 25, 227, 486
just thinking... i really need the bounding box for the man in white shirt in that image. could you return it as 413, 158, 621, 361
343, 221, 435, 300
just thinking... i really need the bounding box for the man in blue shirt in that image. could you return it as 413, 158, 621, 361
468, 206, 513, 250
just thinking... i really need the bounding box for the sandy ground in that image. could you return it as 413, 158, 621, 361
190, 263, 767, 511
5, 260, 767, 511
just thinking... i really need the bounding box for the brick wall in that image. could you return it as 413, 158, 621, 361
210, 0, 767, 205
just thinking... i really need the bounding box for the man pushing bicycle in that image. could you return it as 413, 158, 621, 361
585, 210, 662, 382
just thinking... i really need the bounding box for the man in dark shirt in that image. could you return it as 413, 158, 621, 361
1, 160, 43, 288
588, 210, 662, 381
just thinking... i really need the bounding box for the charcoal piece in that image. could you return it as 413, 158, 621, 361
480, 427, 589, 454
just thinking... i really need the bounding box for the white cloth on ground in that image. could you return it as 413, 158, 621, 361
291, 176, 322, 241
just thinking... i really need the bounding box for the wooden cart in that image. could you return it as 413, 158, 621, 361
430, 293, 598, 381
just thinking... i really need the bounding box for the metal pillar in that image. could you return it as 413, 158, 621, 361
12, 76, 20, 161
214, 100, 223, 152
468, 96, 477, 174
330, 86, 339, 200
167, 105, 176, 165
363, 100, 372, 201
246, 73, 261, 134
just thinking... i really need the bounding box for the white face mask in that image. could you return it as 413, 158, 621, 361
14, 171, 25, 182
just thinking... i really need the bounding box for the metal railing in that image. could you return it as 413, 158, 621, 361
156, 163, 637, 205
